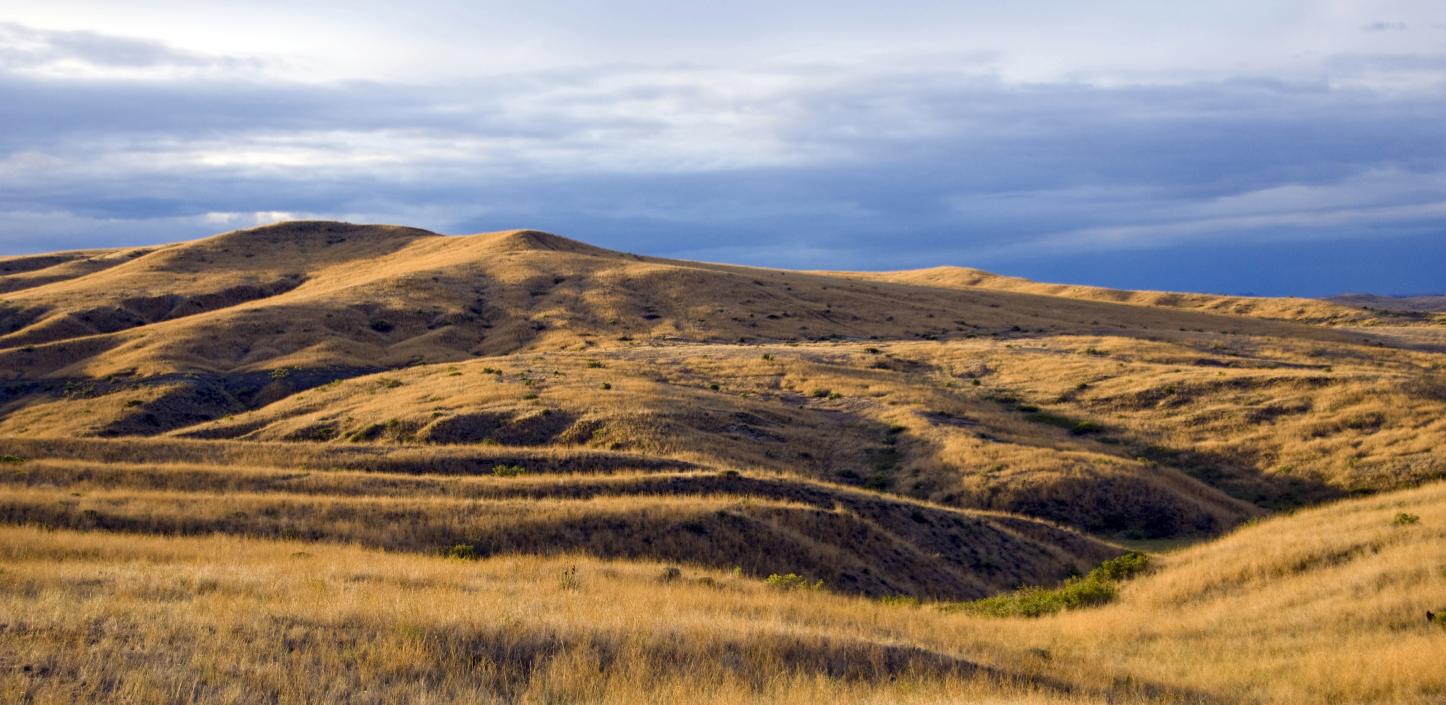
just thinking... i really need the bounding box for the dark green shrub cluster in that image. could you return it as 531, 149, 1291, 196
492, 464, 527, 477
1393, 512, 1421, 526
952, 552, 1150, 618
0, 454, 25, 464
443, 543, 478, 560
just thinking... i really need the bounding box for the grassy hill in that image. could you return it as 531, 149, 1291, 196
1, 221, 1443, 702
2, 222, 1441, 541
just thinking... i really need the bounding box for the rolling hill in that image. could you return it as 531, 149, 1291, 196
2, 220, 1444, 703
1, 222, 1441, 542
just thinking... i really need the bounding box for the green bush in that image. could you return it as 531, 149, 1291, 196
492, 464, 527, 477
1092, 551, 1151, 581
765, 573, 824, 591
444, 544, 478, 560
953, 552, 1150, 618
1394, 512, 1421, 526
0, 454, 25, 464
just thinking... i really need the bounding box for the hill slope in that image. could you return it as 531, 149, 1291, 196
2, 477, 1440, 704
2, 222, 1442, 543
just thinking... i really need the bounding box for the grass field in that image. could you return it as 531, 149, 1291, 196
1, 481, 1441, 704
2, 222, 1444, 703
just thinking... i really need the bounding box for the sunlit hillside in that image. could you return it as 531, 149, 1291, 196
1, 222, 1444, 704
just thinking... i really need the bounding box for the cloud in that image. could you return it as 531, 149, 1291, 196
0, 22, 1444, 294
0, 21, 262, 78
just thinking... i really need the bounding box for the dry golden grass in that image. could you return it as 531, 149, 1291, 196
2, 223, 1439, 528
2, 221, 1444, 702
1, 481, 1441, 704
0, 447, 1115, 600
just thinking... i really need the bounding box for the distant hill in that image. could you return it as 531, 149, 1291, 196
1329, 293, 1446, 313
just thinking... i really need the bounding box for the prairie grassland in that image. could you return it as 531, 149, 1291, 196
3, 222, 1445, 703
1, 481, 1441, 704
2, 223, 1442, 543
140, 331, 1444, 536
0, 451, 1115, 599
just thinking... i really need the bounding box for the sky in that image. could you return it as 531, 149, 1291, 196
1, 1, 1444, 296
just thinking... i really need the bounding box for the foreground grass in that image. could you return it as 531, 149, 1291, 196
2, 481, 1444, 704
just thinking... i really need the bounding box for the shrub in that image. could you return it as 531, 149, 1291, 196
377, 378, 403, 389
492, 464, 527, 477
370, 320, 394, 333
0, 454, 25, 464
444, 544, 478, 560
765, 573, 824, 591
811, 389, 831, 398
953, 552, 1149, 618
599, 382, 612, 390
761, 353, 774, 360
658, 566, 683, 583
586, 360, 605, 368
1394, 512, 1421, 526
709, 383, 720, 391
1092, 551, 1151, 581
124, 399, 144, 408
